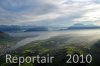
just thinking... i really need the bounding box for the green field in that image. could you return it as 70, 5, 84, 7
1, 35, 100, 66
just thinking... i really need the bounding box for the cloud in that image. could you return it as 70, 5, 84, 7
73, 4, 100, 24
0, 0, 60, 24
0, 0, 100, 26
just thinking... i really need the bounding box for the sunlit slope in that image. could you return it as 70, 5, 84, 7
14, 34, 100, 66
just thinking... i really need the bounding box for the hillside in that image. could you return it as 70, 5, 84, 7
0, 31, 10, 39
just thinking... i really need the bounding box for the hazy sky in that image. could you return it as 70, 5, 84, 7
0, 0, 100, 27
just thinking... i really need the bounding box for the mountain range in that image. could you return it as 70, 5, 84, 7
0, 23, 100, 32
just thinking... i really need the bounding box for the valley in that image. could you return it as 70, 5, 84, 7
0, 29, 100, 66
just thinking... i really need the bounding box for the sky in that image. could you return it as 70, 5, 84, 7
0, 0, 100, 27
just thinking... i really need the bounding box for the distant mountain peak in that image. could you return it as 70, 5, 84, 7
72, 23, 98, 27
67, 23, 100, 30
